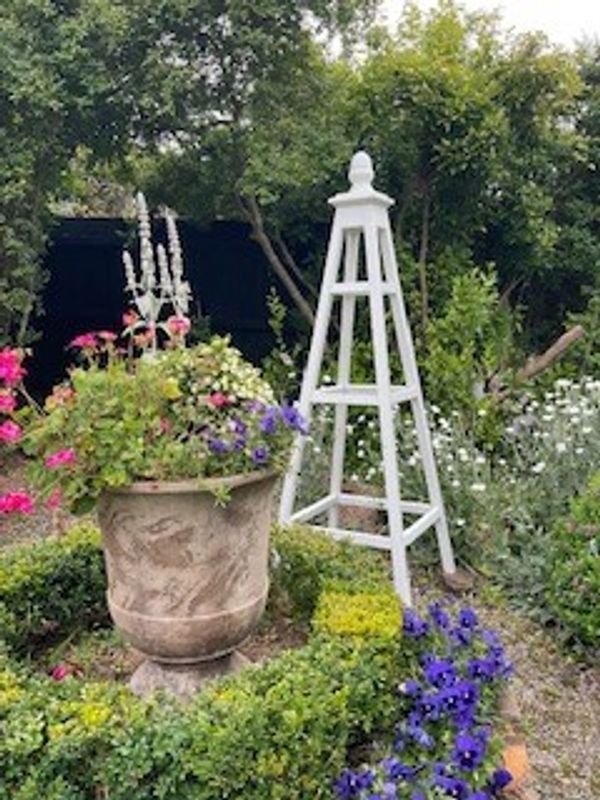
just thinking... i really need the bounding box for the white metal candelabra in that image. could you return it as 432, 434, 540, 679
279, 151, 457, 606
122, 193, 192, 350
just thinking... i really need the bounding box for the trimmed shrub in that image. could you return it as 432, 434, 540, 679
270, 524, 390, 621
546, 473, 600, 648
0, 524, 107, 654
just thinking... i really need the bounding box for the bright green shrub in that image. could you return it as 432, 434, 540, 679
546, 473, 600, 648
313, 590, 402, 639
0, 524, 407, 799
0, 524, 107, 654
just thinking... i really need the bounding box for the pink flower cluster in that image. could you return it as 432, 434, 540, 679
46, 448, 76, 469
0, 348, 26, 387
0, 420, 21, 443
0, 491, 34, 515
0, 392, 16, 413
166, 316, 191, 336
69, 330, 117, 350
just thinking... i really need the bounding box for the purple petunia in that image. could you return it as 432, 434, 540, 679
259, 407, 279, 434
488, 768, 512, 795
428, 601, 451, 630
208, 438, 229, 454
280, 404, 309, 434
381, 757, 415, 782
251, 445, 270, 464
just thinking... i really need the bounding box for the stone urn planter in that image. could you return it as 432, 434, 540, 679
96, 470, 278, 698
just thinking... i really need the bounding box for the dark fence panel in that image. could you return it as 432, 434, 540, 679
30, 217, 277, 395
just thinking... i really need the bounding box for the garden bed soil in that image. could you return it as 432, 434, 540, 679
39, 616, 309, 685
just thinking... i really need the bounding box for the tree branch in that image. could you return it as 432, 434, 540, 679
516, 325, 584, 382
240, 195, 315, 327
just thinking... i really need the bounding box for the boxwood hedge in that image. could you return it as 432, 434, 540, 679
0, 524, 405, 800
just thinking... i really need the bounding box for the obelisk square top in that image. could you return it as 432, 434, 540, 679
329, 151, 395, 210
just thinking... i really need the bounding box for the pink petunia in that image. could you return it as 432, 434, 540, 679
166, 316, 191, 336
0, 420, 22, 443
45, 448, 76, 469
0, 491, 35, 515
69, 333, 97, 349
97, 330, 117, 342
0, 348, 26, 387
0, 392, 16, 413
207, 392, 231, 409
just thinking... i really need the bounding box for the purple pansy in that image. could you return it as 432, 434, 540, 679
403, 609, 430, 638
451, 733, 487, 771
251, 445, 270, 464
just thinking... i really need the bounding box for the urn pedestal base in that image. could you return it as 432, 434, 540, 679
130, 651, 251, 699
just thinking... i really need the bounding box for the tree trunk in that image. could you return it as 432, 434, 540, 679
241, 196, 315, 327
417, 191, 431, 333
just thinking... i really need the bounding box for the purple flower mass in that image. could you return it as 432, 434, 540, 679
334, 607, 512, 800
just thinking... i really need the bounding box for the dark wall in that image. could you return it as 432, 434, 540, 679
30, 217, 276, 395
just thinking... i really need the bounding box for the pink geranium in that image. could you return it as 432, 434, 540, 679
45, 448, 77, 469
0, 491, 35, 515
166, 316, 191, 336
45, 488, 63, 510
0, 420, 22, 443
51, 662, 82, 681
69, 333, 97, 349
0, 348, 26, 387
0, 392, 16, 413
122, 309, 139, 328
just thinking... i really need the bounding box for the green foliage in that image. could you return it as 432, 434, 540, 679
0, 524, 106, 654
424, 268, 516, 423
546, 473, 600, 648
260, 289, 302, 402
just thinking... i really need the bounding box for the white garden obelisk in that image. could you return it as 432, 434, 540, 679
279, 151, 457, 606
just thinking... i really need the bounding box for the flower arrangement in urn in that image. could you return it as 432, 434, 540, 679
0, 198, 306, 698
